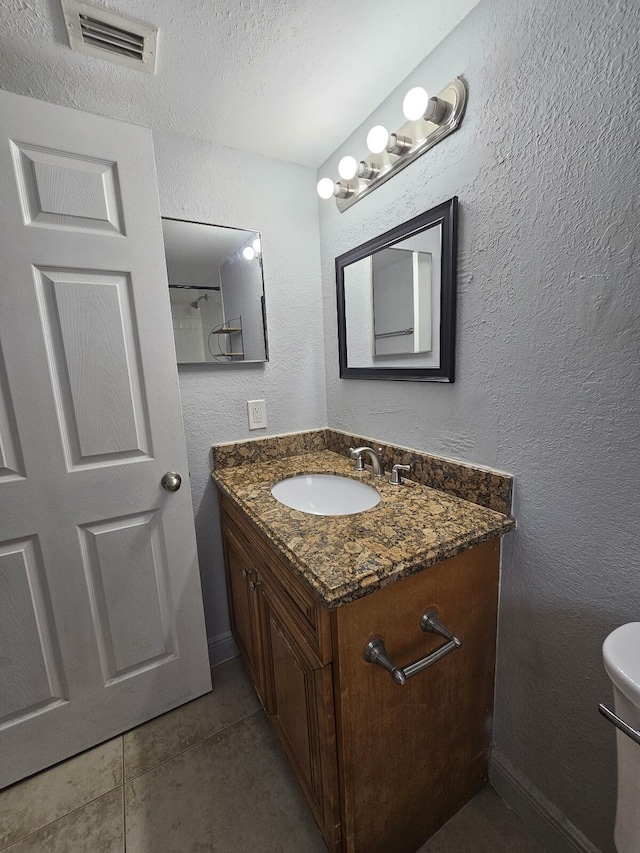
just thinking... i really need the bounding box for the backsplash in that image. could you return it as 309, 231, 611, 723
212, 428, 330, 469
212, 428, 512, 515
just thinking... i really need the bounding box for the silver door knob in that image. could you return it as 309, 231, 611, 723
161, 471, 182, 492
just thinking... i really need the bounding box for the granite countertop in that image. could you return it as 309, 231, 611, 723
213, 448, 515, 609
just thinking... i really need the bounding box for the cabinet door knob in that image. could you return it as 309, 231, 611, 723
249, 579, 261, 591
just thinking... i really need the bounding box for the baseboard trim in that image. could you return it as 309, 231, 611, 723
490, 750, 602, 853
207, 631, 239, 667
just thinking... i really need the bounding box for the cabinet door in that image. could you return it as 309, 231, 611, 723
259, 589, 340, 850
221, 528, 264, 702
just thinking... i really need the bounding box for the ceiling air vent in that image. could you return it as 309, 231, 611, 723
60, 0, 158, 73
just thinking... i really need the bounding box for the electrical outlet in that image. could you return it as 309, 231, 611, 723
247, 399, 267, 430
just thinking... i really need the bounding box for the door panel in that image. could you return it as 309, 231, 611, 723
11, 142, 124, 234
0, 536, 66, 726
79, 511, 176, 683
35, 268, 151, 466
0, 90, 211, 788
0, 345, 25, 481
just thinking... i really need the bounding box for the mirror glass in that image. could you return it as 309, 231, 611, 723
336, 198, 457, 382
163, 217, 268, 364
372, 247, 434, 357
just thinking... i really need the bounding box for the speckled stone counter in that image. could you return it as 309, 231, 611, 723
212, 432, 515, 609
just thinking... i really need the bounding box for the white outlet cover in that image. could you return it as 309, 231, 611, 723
247, 399, 267, 430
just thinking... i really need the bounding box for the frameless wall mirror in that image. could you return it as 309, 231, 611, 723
336, 197, 457, 382
162, 217, 268, 364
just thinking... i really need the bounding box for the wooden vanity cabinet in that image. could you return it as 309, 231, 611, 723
258, 586, 341, 849
220, 513, 266, 703
220, 494, 340, 849
219, 490, 501, 853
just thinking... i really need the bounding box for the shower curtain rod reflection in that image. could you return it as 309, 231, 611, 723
168, 284, 221, 290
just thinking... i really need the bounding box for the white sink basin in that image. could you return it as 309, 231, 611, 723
271, 474, 380, 516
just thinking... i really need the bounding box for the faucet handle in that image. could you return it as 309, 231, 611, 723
349, 447, 366, 471
389, 463, 411, 486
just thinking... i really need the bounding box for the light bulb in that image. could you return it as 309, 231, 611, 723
243, 246, 255, 260
316, 177, 336, 199
366, 125, 390, 154
338, 155, 358, 180
252, 237, 261, 254
403, 86, 430, 121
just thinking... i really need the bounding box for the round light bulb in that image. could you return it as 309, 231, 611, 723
252, 237, 261, 254
242, 246, 255, 260
338, 155, 358, 180
316, 177, 336, 199
366, 125, 390, 154
402, 86, 430, 121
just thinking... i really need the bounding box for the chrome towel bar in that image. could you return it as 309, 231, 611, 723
363, 609, 462, 685
374, 327, 414, 339
599, 703, 640, 747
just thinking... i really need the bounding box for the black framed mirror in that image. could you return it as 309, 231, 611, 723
336, 197, 457, 382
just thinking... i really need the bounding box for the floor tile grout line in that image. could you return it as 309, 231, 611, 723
0, 666, 252, 851
0, 711, 261, 852
123, 708, 264, 785
0, 785, 124, 852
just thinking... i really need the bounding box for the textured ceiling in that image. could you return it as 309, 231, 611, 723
0, 0, 480, 166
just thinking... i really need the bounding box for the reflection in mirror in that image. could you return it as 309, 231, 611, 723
344, 225, 442, 366
337, 198, 456, 382
373, 248, 432, 357
162, 217, 268, 364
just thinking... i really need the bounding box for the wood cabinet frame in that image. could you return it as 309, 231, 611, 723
219, 489, 501, 853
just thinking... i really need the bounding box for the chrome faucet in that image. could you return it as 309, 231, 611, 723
389, 463, 411, 486
349, 446, 384, 477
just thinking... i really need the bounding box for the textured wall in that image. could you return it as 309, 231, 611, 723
153, 129, 327, 646
318, 1, 640, 850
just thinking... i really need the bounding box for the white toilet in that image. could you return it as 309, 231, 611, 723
602, 622, 640, 853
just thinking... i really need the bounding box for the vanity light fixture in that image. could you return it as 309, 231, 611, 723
366, 125, 412, 156
316, 176, 336, 199
338, 155, 358, 180
335, 181, 355, 199
318, 76, 467, 212
402, 86, 430, 120
365, 125, 390, 154
402, 86, 449, 124
317, 174, 357, 199
357, 160, 380, 180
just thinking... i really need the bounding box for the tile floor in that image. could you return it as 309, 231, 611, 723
0, 657, 547, 852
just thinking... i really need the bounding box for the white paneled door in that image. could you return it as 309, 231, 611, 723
0, 90, 211, 788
